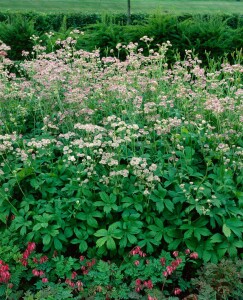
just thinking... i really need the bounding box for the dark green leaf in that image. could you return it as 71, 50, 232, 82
107, 237, 116, 250
54, 238, 62, 250
43, 234, 51, 245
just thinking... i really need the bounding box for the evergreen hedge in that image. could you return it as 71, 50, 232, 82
0, 12, 242, 64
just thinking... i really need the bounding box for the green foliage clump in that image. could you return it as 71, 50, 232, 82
0, 16, 35, 60
0, 12, 242, 63
0, 37, 242, 264
0, 242, 198, 299
192, 259, 243, 299
0, 30, 243, 300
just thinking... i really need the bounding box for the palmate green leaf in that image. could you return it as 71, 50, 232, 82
121, 197, 133, 207
49, 227, 59, 237
217, 247, 227, 258
99, 191, 110, 202
167, 227, 182, 238
43, 234, 51, 245
94, 229, 108, 237
20, 226, 27, 236
78, 240, 88, 252
92, 211, 103, 218
168, 239, 182, 250
234, 240, 243, 248
227, 206, 243, 216
54, 237, 62, 250
75, 212, 86, 220
71, 238, 81, 244
16, 167, 34, 181
34, 213, 53, 223
110, 229, 123, 239
93, 201, 104, 207
184, 146, 195, 158
74, 227, 88, 240
122, 209, 140, 219
103, 203, 118, 214
108, 221, 120, 230
165, 199, 174, 212
193, 216, 209, 227
228, 245, 237, 257
150, 186, 167, 213
184, 229, 193, 239
185, 238, 197, 250
119, 236, 127, 248
107, 236, 116, 250
33, 223, 44, 231
46, 187, 57, 194
210, 251, 219, 264
148, 225, 161, 232
138, 232, 160, 253
156, 200, 165, 213
180, 224, 193, 230
64, 227, 73, 238
225, 218, 243, 238
202, 250, 211, 262
96, 236, 108, 248
87, 217, 98, 228
222, 224, 231, 237
127, 233, 137, 244
194, 227, 211, 241
164, 234, 173, 243
148, 219, 164, 241
236, 191, 243, 208
82, 187, 93, 197
146, 241, 154, 253
134, 203, 143, 212
13, 216, 28, 229
30, 178, 44, 189
210, 233, 224, 243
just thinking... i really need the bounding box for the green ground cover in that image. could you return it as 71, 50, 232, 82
0, 0, 242, 14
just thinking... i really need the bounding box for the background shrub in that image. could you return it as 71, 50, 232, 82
0, 16, 35, 60
0, 12, 242, 63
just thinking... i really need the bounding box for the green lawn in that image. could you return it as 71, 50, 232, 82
0, 0, 242, 14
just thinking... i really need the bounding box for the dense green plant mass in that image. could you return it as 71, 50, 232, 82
0, 13, 242, 65
0, 242, 200, 299
0, 16, 35, 60
192, 259, 243, 299
0, 30, 243, 298
1, 34, 243, 261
